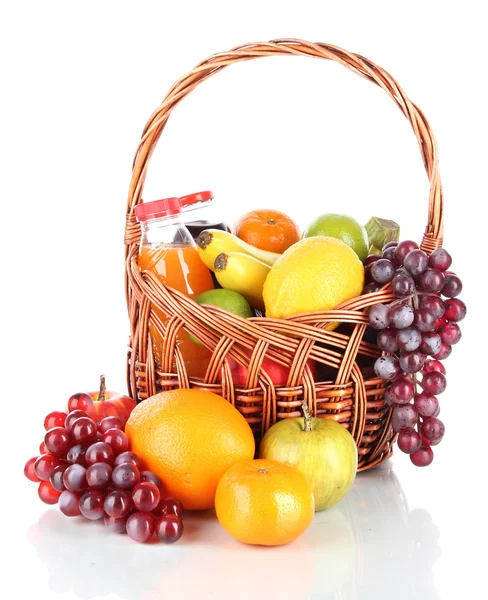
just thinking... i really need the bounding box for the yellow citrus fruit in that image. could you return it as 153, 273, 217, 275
263, 236, 364, 319
302, 213, 369, 261
215, 458, 315, 546
125, 389, 255, 510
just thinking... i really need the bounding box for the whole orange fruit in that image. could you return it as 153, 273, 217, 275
125, 389, 255, 510
233, 209, 301, 254
215, 458, 315, 546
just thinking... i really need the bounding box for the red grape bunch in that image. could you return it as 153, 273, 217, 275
364, 240, 466, 467
24, 403, 184, 544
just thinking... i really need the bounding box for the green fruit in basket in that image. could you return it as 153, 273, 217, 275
302, 213, 369, 261
189, 289, 253, 345
364, 216, 400, 253
259, 408, 357, 511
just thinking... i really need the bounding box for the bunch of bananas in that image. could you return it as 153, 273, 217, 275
196, 230, 280, 312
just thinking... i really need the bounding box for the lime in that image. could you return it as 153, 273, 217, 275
302, 213, 369, 261
189, 289, 252, 345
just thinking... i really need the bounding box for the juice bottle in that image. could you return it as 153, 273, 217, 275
180, 190, 230, 238
135, 197, 214, 379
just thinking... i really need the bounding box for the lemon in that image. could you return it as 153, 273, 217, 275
263, 236, 364, 319
302, 213, 369, 261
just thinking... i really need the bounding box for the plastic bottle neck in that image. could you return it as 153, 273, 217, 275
139, 213, 194, 246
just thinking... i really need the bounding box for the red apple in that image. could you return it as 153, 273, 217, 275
67, 375, 137, 424
228, 353, 317, 387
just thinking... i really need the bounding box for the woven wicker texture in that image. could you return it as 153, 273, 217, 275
124, 40, 444, 471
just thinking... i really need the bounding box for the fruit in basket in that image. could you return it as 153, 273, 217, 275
302, 213, 369, 261
232, 209, 301, 254
228, 352, 317, 387
196, 228, 280, 269
67, 375, 136, 424
214, 252, 269, 312
189, 289, 253, 345
215, 458, 314, 546
364, 216, 400, 254
263, 237, 364, 319
125, 389, 255, 510
259, 407, 357, 511
365, 242, 466, 467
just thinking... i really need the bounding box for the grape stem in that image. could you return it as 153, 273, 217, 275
301, 400, 313, 432
97, 374, 106, 402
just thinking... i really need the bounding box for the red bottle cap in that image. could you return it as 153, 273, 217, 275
134, 197, 181, 222
179, 191, 214, 207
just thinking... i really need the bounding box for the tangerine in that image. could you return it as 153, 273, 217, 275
233, 209, 300, 254
215, 458, 315, 546
125, 389, 255, 510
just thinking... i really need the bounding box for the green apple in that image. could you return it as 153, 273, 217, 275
259, 408, 358, 511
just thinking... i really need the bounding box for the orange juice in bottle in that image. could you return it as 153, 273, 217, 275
135, 197, 214, 378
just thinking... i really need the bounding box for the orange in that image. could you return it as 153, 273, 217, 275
215, 458, 315, 546
125, 389, 255, 510
233, 209, 301, 254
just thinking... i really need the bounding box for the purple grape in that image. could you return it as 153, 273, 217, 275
364, 254, 381, 266
414, 392, 439, 417
62, 464, 87, 493
397, 427, 423, 454
104, 490, 133, 518
382, 246, 398, 263
423, 359, 446, 375
394, 240, 419, 265
49, 464, 68, 492
399, 350, 426, 373
419, 269, 445, 293
419, 295, 445, 319
413, 308, 436, 332
442, 274, 462, 298
389, 303, 414, 329
382, 241, 399, 251
389, 376, 415, 404
112, 463, 141, 490
428, 248, 452, 271
79, 490, 106, 520
66, 444, 87, 466
392, 404, 418, 431
422, 371, 447, 394
104, 515, 128, 534
397, 327, 422, 351
374, 356, 400, 380
438, 322, 462, 345
126, 512, 155, 543
421, 416, 445, 445
443, 298, 466, 322
59, 490, 82, 517
140, 471, 163, 490
363, 282, 382, 294
377, 328, 400, 353
368, 304, 391, 329
86, 462, 113, 490
371, 259, 396, 284
403, 249, 429, 276
419, 332, 442, 356
410, 444, 434, 466
432, 343, 452, 361
391, 273, 415, 298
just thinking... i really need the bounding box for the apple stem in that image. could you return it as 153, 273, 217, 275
301, 400, 312, 432
97, 374, 106, 402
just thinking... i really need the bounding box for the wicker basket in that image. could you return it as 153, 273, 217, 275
123, 39, 443, 472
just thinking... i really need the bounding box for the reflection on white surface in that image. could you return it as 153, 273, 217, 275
25, 463, 440, 600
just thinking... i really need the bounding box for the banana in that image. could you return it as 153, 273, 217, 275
213, 252, 270, 312
196, 229, 280, 271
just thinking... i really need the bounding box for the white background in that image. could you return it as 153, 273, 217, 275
1, 1, 486, 599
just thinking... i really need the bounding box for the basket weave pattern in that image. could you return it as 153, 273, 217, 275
123, 40, 444, 471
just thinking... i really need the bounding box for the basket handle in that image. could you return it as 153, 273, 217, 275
124, 39, 444, 252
